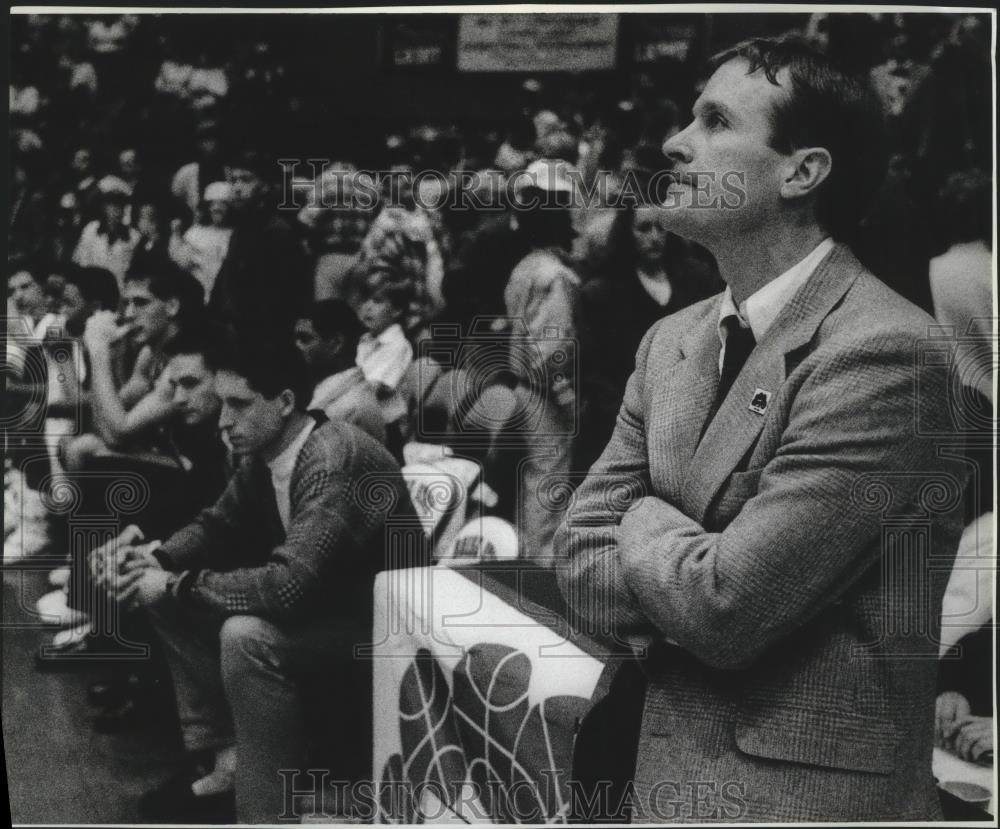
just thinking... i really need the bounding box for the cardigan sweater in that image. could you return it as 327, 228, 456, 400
156, 419, 426, 624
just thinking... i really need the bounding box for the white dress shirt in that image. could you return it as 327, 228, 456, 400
266, 420, 315, 531
637, 267, 674, 307
717, 238, 834, 374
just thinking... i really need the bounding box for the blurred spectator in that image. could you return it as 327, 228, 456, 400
60, 264, 121, 337
169, 181, 233, 301
9, 55, 43, 120
45, 265, 122, 466
9, 142, 50, 262
130, 202, 172, 276
64, 146, 101, 217
929, 169, 994, 403
171, 120, 226, 220
85, 14, 142, 105
114, 147, 167, 218
503, 159, 582, 564
7, 265, 48, 335
439, 180, 529, 343
71, 175, 140, 285
298, 165, 374, 301
49, 192, 85, 265
577, 202, 721, 471
355, 190, 446, 337
354, 276, 416, 446
294, 299, 385, 443
208, 147, 310, 338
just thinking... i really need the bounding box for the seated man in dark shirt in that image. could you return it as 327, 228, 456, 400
114, 336, 427, 823
82, 323, 231, 723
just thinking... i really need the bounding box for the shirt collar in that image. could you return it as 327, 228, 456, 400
361, 323, 405, 347
718, 237, 834, 342
96, 219, 133, 244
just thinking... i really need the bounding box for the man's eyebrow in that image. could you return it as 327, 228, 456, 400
693, 99, 738, 122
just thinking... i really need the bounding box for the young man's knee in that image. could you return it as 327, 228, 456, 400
220, 614, 282, 675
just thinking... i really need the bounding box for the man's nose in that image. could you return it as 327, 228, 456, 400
218, 404, 236, 430
662, 126, 695, 166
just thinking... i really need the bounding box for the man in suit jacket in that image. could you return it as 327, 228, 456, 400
556, 37, 967, 823
115, 336, 426, 823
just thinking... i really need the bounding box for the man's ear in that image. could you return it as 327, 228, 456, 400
780, 148, 832, 201
164, 296, 181, 319
278, 388, 297, 416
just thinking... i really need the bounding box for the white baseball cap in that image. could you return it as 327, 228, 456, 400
203, 181, 232, 202
515, 158, 575, 196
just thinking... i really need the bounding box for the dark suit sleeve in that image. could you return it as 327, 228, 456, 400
554, 323, 662, 650
616, 332, 965, 669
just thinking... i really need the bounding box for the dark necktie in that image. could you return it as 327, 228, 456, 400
700, 315, 756, 440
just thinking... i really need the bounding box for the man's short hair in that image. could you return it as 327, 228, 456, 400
162, 321, 228, 367
709, 36, 888, 239
8, 259, 41, 284
211, 334, 312, 411
124, 258, 205, 323
65, 265, 120, 311
306, 299, 366, 352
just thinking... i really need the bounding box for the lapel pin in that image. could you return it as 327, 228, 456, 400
749, 389, 771, 416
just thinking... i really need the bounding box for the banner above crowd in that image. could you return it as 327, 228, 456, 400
457, 13, 619, 72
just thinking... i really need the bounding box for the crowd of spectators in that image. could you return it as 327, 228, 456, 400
5, 10, 993, 824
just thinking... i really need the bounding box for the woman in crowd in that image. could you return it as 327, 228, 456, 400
576, 195, 722, 473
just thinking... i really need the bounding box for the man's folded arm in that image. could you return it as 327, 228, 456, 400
617, 334, 965, 670
555, 324, 660, 647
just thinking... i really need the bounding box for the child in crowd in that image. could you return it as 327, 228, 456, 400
354, 275, 415, 455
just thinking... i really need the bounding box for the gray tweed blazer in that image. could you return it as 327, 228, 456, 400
556, 243, 967, 822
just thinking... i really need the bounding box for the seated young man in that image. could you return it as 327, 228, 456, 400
113, 336, 427, 823
65, 259, 204, 466
84, 324, 231, 728
293, 298, 385, 444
